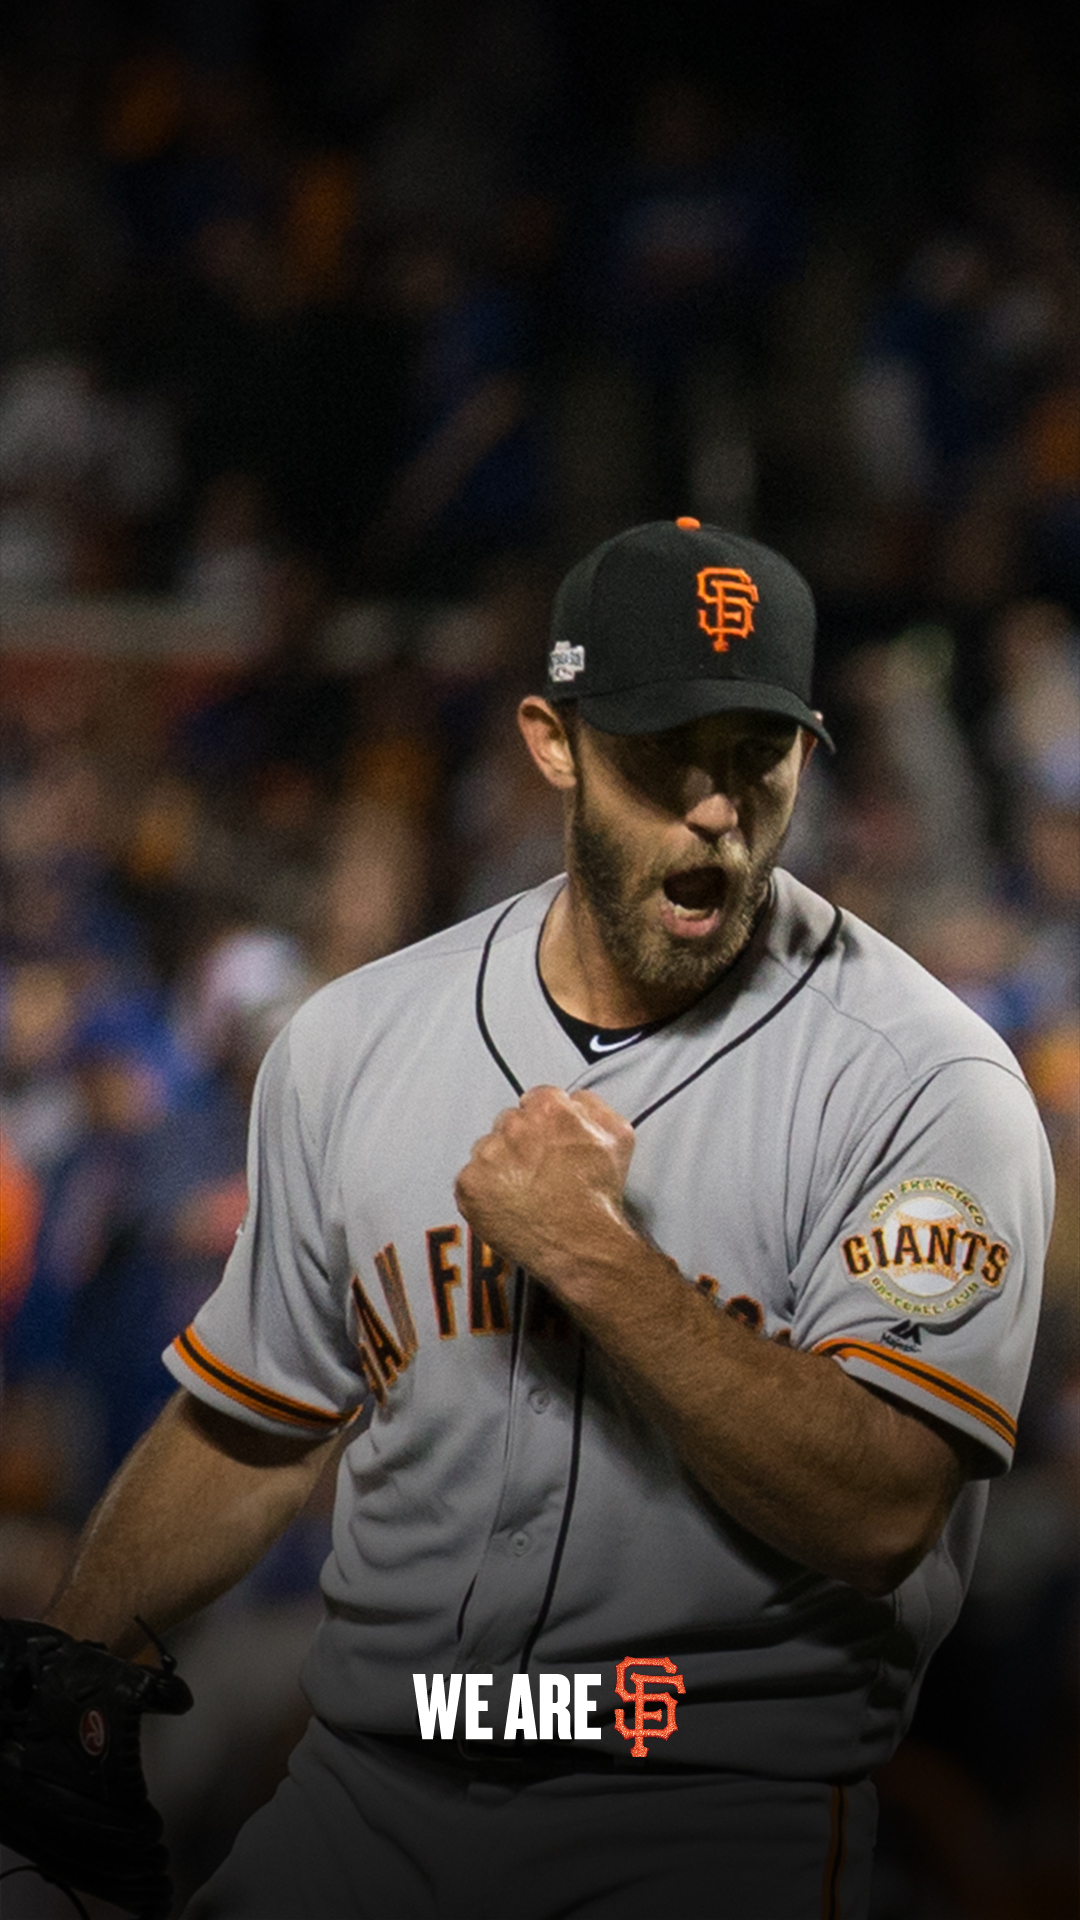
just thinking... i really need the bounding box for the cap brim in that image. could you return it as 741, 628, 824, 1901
571, 679, 835, 751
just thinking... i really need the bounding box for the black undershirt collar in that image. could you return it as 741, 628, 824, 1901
536, 966, 672, 1061
534, 879, 779, 1063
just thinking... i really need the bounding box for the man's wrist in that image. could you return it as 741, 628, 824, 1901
540, 1207, 681, 1311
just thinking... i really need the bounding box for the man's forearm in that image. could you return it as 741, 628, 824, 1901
455, 1086, 972, 1597
45, 1391, 341, 1656
553, 1219, 968, 1595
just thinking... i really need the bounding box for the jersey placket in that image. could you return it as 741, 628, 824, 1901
452, 1284, 584, 1682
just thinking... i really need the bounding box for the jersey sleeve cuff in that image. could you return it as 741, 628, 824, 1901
814, 1337, 1016, 1471
164, 1324, 358, 1435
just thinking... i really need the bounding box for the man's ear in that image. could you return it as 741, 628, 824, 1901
799, 722, 822, 774
518, 697, 578, 792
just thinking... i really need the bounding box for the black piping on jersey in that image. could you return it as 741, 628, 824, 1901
454, 1571, 477, 1645
474, 893, 528, 1098
453, 1262, 531, 1649
629, 903, 843, 1127
474, 890, 845, 1127
472, 891, 844, 1676
516, 1333, 587, 1676
505, 1264, 527, 1432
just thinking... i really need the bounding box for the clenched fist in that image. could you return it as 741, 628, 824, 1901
454, 1086, 636, 1300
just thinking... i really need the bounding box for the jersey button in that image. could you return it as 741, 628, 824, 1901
528, 1388, 551, 1413
509, 1530, 531, 1556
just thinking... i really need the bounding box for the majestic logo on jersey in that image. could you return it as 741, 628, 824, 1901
696, 567, 759, 652
881, 1320, 923, 1351
549, 640, 585, 682
614, 1656, 685, 1758
841, 1180, 1010, 1318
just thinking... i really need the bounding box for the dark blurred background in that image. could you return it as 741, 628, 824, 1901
0, 3, 1076, 1915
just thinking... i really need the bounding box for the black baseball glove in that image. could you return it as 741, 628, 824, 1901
0, 1617, 193, 1919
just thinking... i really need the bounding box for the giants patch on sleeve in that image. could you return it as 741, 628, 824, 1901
839, 1179, 1011, 1318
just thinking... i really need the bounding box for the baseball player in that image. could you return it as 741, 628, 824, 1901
14, 520, 1050, 1919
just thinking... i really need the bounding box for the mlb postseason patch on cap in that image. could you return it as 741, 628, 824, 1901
546, 518, 833, 747
549, 641, 586, 684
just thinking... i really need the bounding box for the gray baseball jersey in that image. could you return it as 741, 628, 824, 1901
163, 869, 1052, 1780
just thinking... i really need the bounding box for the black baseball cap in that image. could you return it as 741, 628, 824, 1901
546, 517, 834, 750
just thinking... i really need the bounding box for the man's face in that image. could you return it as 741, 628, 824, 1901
566, 712, 811, 1001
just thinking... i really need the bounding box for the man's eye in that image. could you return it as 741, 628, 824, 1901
740, 737, 793, 771
621, 736, 669, 771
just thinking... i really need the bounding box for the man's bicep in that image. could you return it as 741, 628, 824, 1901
178, 1388, 345, 1475
851, 1374, 982, 1506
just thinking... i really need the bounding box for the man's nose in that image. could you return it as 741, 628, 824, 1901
682, 767, 740, 835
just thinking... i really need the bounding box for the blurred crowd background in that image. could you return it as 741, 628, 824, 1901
0, 2, 1076, 1915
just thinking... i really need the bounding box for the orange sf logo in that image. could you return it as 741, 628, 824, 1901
697, 567, 759, 652
614, 1655, 685, 1758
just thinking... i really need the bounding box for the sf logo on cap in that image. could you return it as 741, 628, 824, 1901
697, 567, 759, 652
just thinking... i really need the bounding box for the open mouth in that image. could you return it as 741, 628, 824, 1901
660, 866, 730, 938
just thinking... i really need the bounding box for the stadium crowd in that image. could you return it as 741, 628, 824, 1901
1, 3, 1077, 1915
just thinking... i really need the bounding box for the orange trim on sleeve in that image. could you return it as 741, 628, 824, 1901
815, 1337, 1016, 1450
172, 1325, 349, 1430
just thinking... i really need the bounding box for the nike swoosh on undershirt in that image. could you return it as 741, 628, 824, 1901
588, 1032, 643, 1054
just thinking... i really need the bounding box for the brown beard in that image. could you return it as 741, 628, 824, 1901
568, 783, 783, 1002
